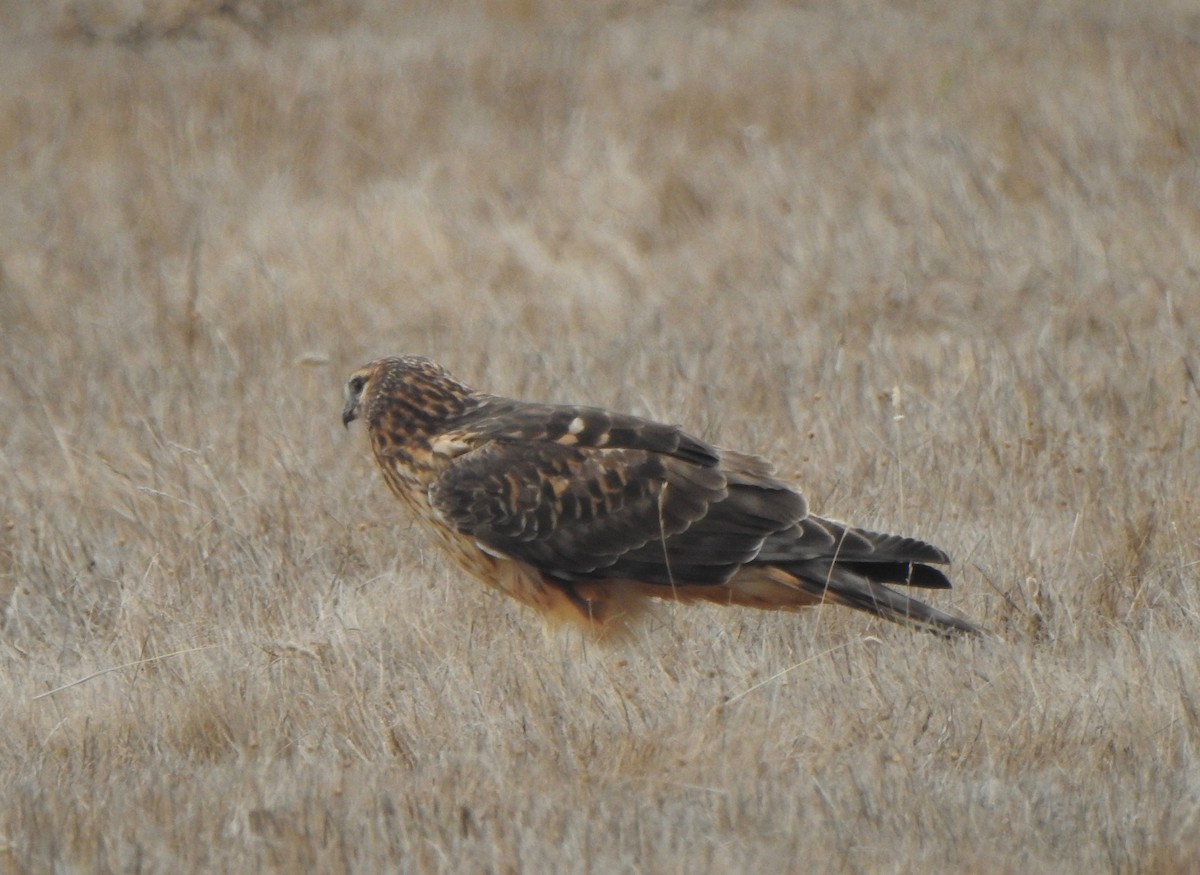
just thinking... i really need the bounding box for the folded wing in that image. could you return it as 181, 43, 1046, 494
428, 406, 976, 635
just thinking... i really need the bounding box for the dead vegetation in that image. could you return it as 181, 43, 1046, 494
1, 1, 1198, 871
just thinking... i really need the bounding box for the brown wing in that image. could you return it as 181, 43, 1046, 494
436, 399, 722, 466
427, 437, 807, 586
428, 400, 972, 634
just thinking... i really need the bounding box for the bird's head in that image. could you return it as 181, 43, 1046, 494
342, 355, 475, 432
342, 363, 376, 428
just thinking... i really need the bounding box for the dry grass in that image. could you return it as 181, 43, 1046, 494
2, 0, 1199, 871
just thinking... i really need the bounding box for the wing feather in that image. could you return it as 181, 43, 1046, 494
440, 399, 722, 467
428, 439, 804, 584
428, 404, 953, 605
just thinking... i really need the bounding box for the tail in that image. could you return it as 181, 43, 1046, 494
786, 562, 981, 637
746, 516, 982, 637
569, 511, 981, 637
670, 559, 981, 637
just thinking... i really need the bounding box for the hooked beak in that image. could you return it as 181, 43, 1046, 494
342, 394, 358, 428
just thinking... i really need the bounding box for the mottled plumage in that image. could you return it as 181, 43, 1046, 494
343, 355, 979, 637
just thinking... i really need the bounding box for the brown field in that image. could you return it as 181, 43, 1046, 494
2, 1, 1199, 872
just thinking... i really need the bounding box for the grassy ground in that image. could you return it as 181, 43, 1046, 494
2, 1, 1199, 871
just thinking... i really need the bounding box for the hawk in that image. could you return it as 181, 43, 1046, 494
343, 355, 979, 637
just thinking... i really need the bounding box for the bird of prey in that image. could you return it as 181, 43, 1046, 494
343, 355, 979, 638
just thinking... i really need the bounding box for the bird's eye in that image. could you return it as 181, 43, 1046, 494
349, 376, 367, 394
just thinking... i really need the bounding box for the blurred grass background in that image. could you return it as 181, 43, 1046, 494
1, 1, 1198, 872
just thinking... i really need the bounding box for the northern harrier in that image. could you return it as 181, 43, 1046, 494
343, 355, 979, 637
